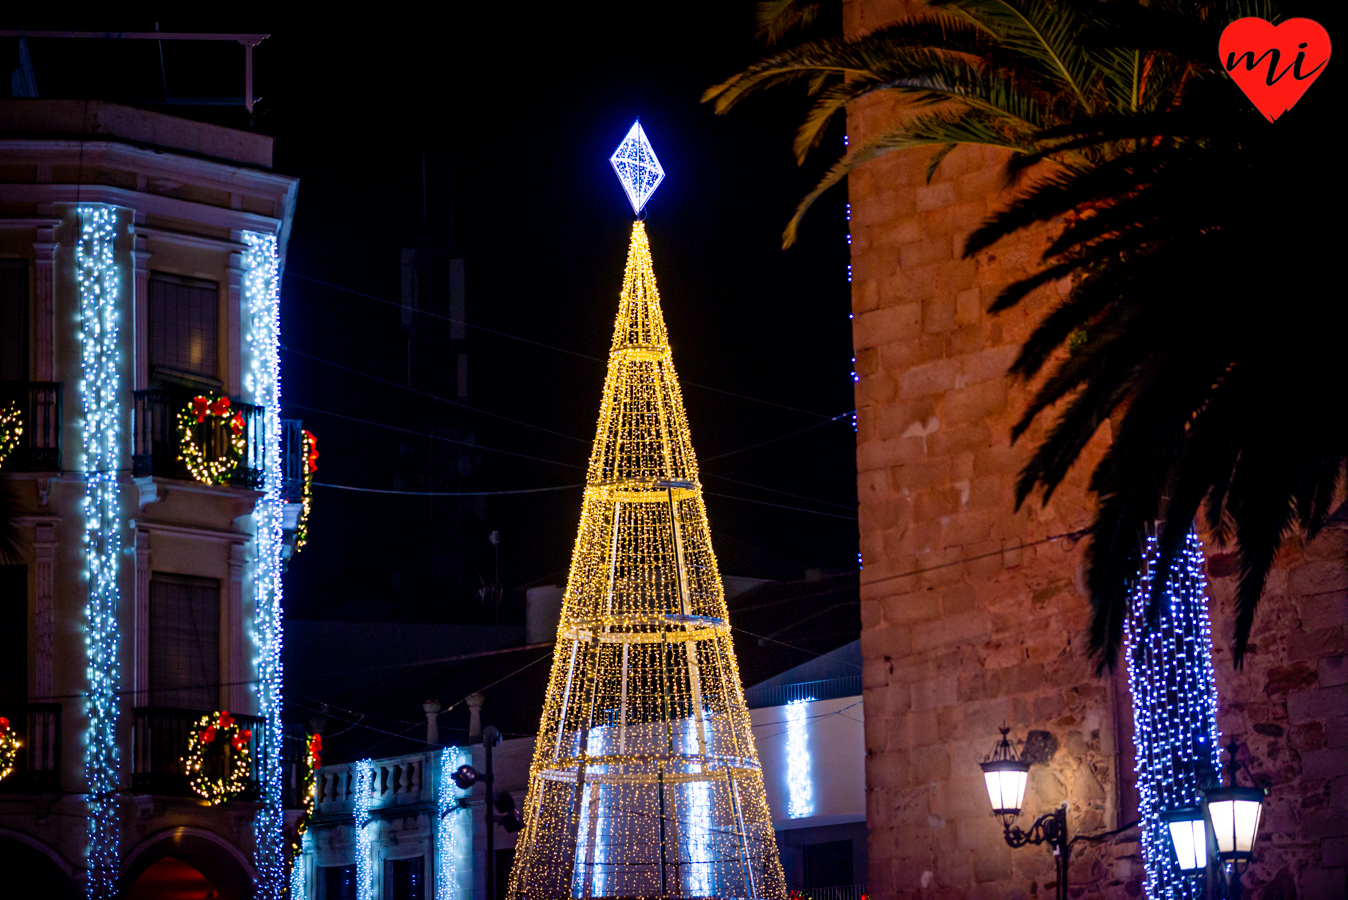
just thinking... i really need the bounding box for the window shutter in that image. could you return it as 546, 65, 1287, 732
149, 574, 220, 709
148, 272, 220, 379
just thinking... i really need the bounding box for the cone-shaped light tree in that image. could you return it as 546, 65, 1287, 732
508, 125, 787, 900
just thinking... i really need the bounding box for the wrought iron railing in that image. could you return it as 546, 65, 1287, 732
0, 702, 61, 792
744, 676, 863, 709
792, 884, 869, 900
280, 418, 305, 503
132, 389, 264, 488
0, 382, 61, 471
131, 706, 265, 798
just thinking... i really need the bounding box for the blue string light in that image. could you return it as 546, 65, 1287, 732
437, 747, 472, 900
354, 758, 375, 900
785, 697, 815, 819
1124, 531, 1221, 899
243, 231, 286, 897
77, 206, 123, 899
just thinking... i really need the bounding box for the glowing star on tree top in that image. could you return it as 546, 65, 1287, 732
609, 119, 664, 215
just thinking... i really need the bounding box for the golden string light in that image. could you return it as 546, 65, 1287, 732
183, 710, 253, 805
0, 402, 21, 467
508, 223, 787, 900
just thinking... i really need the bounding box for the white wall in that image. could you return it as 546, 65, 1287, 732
750, 696, 866, 830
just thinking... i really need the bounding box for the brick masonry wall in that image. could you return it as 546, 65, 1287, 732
842, 2, 1348, 899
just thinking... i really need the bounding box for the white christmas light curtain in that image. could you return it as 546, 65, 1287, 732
78, 205, 124, 900
1125, 531, 1222, 900
243, 231, 287, 898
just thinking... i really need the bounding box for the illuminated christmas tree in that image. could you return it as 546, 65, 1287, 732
507, 123, 787, 900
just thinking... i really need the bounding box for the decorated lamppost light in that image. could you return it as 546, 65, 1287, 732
980, 726, 1070, 900
1166, 738, 1266, 898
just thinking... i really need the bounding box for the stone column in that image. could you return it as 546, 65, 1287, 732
228, 253, 243, 398
132, 232, 151, 390
33, 230, 56, 382
465, 692, 484, 744
134, 529, 151, 707
32, 523, 56, 700
228, 544, 246, 710
423, 700, 442, 745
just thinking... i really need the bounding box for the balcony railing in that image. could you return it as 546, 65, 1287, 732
0, 382, 61, 471
0, 703, 61, 792
280, 418, 305, 503
132, 706, 265, 799
133, 390, 264, 488
744, 675, 862, 709
793, 884, 869, 900
314, 750, 441, 819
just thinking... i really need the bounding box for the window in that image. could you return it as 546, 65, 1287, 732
803, 839, 853, 889
322, 865, 356, 900
149, 574, 219, 709
0, 259, 28, 382
149, 272, 219, 380
0, 566, 26, 710
383, 857, 425, 900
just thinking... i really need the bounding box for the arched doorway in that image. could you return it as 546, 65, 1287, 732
0, 834, 78, 898
126, 857, 220, 899
121, 828, 255, 900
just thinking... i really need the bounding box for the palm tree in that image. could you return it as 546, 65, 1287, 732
706, 0, 1346, 666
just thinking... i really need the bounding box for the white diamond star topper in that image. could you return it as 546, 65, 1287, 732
610, 120, 665, 215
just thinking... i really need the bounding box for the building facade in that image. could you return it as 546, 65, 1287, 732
0, 100, 299, 897
843, 2, 1348, 898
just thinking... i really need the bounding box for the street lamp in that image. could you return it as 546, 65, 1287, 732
1161, 807, 1208, 872
449, 726, 526, 900
980, 726, 1070, 900
1205, 738, 1266, 864
1162, 739, 1267, 899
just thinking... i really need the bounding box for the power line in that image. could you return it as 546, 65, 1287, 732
701, 410, 853, 462
704, 491, 858, 521
283, 345, 588, 443
284, 401, 584, 470
314, 481, 582, 497
858, 527, 1091, 588
704, 472, 856, 512
286, 270, 837, 419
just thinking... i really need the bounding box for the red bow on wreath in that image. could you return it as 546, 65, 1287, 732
192, 396, 233, 423
218, 711, 235, 729
231, 729, 252, 752
307, 733, 323, 770
304, 430, 319, 473
230, 412, 245, 436
0, 716, 9, 733
201, 726, 217, 744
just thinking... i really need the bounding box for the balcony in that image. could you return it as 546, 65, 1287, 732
313, 750, 441, 820
133, 390, 264, 488
132, 706, 265, 799
0, 382, 61, 471
0, 703, 61, 792
794, 885, 869, 900
744, 675, 862, 709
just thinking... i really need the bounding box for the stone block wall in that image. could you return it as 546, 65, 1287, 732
842, 2, 1347, 898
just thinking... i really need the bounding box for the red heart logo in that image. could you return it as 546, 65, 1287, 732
1219, 18, 1332, 122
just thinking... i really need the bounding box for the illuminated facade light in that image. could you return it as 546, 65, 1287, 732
784, 698, 814, 819
610, 121, 665, 214
243, 231, 287, 896
1124, 531, 1221, 899
354, 758, 375, 900
437, 747, 472, 899
1206, 785, 1264, 863
77, 205, 123, 899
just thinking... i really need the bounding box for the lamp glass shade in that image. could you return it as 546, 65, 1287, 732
1162, 808, 1207, 872
980, 760, 1029, 816
1205, 786, 1264, 861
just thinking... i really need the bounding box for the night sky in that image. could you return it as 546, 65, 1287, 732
8, 8, 858, 628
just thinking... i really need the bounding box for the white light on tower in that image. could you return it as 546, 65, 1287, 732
610, 120, 664, 214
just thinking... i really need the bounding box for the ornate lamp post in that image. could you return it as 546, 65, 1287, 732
1164, 739, 1266, 899
980, 726, 1070, 900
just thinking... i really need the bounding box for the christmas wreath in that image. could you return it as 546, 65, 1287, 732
178, 394, 245, 484
297, 733, 322, 838
294, 430, 318, 553
0, 402, 22, 469
0, 716, 19, 781
184, 710, 252, 804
